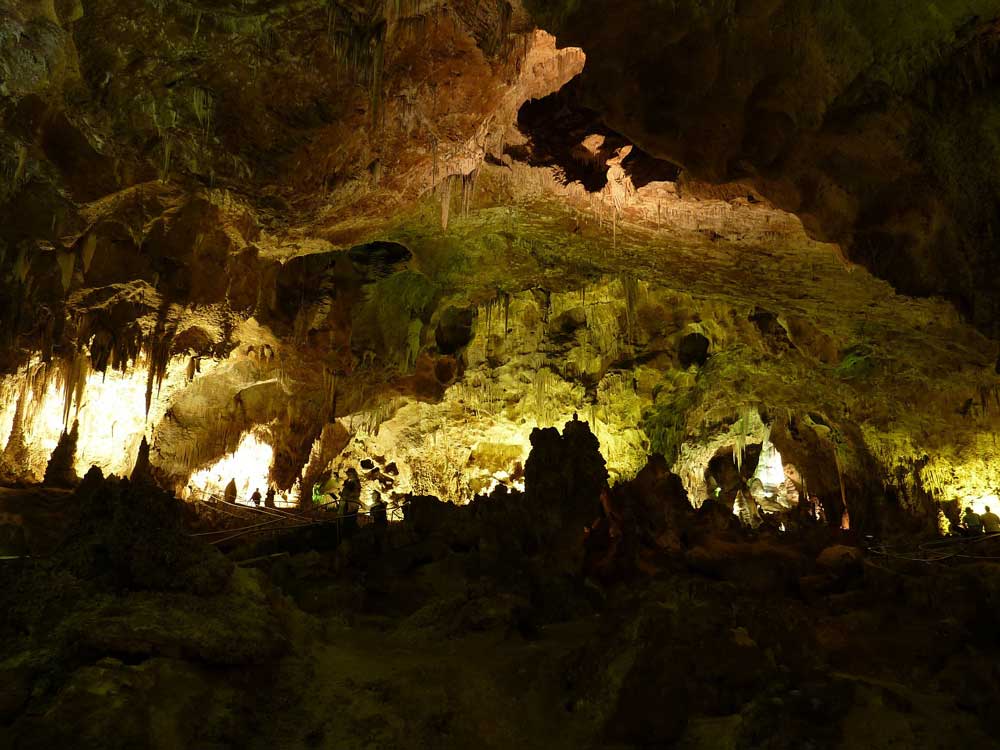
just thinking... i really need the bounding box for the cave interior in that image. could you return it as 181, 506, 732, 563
2, 1, 1000, 748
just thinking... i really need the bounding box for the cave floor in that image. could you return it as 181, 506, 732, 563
256, 618, 605, 750
237, 555, 1000, 750
2, 491, 999, 750
249, 574, 999, 750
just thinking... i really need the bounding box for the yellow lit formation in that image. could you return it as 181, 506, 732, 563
0, 357, 193, 480
185, 430, 297, 508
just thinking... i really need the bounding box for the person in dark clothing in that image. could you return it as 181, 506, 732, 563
264, 487, 276, 509
981, 505, 1000, 533
964, 506, 984, 535
250, 488, 262, 507
370, 490, 388, 528
339, 468, 362, 537
370, 489, 389, 552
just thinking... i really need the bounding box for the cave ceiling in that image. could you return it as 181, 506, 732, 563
1, 0, 1000, 517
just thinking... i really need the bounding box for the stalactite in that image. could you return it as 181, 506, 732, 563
431, 136, 439, 189
502, 290, 510, 338
80, 233, 97, 274
461, 168, 479, 216
733, 405, 754, 471
532, 367, 553, 426
327, 2, 388, 122
393, 8, 432, 46
439, 175, 453, 230
25, 360, 50, 426
60, 352, 89, 430
370, 23, 385, 125
489, 1, 513, 58
978, 383, 1000, 415
620, 274, 639, 346
191, 87, 213, 139
833, 446, 849, 526
56, 251, 74, 292
323, 368, 339, 420
143, 320, 175, 417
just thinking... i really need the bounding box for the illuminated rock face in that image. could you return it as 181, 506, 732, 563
1, 0, 999, 531
523, 0, 1000, 333
0, 356, 193, 482
185, 431, 297, 508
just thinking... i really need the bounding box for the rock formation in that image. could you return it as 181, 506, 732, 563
2, 2, 1000, 745
1, 0, 998, 517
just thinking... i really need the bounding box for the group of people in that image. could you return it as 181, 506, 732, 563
327, 468, 389, 527
219, 468, 393, 529
220, 479, 277, 509
960, 504, 1000, 535
248, 486, 277, 509
323, 467, 390, 550
207, 469, 391, 551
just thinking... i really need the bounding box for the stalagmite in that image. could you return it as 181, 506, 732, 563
131, 436, 153, 483
1, 388, 31, 479
43, 419, 79, 487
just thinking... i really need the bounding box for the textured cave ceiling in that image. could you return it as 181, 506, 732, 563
1, 0, 1000, 521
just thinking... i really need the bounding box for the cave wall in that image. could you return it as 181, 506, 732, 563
524, 0, 1000, 333
2, 0, 1000, 525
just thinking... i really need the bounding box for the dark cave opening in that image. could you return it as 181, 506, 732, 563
508, 79, 682, 192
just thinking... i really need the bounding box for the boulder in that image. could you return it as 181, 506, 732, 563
65, 571, 289, 666
402, 495, 455, 537
686, 539, 806, 594
817, 545, 865, 576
